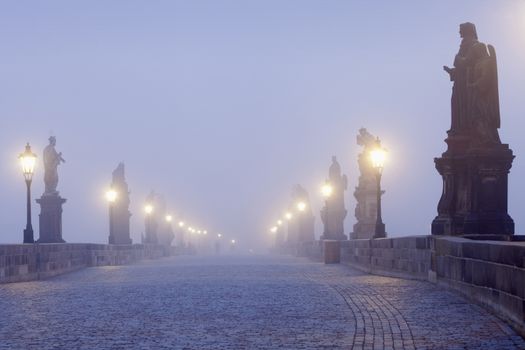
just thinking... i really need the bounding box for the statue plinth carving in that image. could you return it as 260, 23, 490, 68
37, 136, 67, 243
432, 23, 514, 237
320, 156, 348, 240
108, 163, 132, 245
351, 129, 383, 239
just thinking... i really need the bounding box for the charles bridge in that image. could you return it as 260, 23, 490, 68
3, 22, 525, 349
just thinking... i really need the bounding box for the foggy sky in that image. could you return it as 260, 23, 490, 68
1, 1, 525, 250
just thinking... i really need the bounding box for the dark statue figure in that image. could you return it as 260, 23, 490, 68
443, 22, 501, 145
320, 156, 348, 240
432, 23, 514, 237
43, 136, 65, 195
108, 163, 132, 245
37, 136, 67, 243
351, 128, 383, 239
288, 185, 315, 252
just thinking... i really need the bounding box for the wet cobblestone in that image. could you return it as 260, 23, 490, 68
0, 255, 523, 349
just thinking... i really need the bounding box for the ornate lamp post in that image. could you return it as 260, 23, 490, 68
370, 138, 387, 238
19, 143, 37, 244
106, 189, 118, 243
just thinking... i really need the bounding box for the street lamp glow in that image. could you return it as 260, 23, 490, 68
165, 215, 173, 222
178, 221, 185, 227
19, 143, 37, 244
277, 220, 283, 226
144, 204, 154, 215
285, 212, 293, 220
321, 182, 333, 198
370, 145, 387, 173
270, 226, 278, 233
217, 233, 222, 238
231, 239, 236, 244
106, 189, 118, 203
203, 230, 208, 235
19, 143, 37, 181
297, 201, 307, 212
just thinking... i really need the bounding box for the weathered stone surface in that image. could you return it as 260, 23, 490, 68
323, 240, 341, 264
1, 255, 523, 349
0, 243, 176, 284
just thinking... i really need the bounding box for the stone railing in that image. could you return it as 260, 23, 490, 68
432, 237, 525, 337
340, 236, 432, 280
302, 235, 525, 337
0, 243, 177, 284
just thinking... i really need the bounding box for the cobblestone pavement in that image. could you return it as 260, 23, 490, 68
0, 255, 524, 349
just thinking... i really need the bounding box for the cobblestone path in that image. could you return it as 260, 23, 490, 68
0, 255, 523, 349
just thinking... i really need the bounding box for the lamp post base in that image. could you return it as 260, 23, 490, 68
23, 228, 34, 244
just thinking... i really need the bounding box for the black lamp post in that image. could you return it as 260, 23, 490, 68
19, 143, 37, 244
371, 138, 386, 238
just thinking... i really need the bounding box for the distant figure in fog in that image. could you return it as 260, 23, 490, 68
43, 136, 65, 195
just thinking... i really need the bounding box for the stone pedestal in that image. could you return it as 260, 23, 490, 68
109, 205, 132, 245
36, 194, 66, 243
323, 240, 341, 264
432, 142, 514, 236
320, 207, 348, 240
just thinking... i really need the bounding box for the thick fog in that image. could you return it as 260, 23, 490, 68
1, 1, 525, 251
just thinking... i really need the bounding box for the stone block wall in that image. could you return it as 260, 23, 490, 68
304, 235, 525, 337
340, 236, 432, 280
432, 237, 525, 336
0, 243, 175, 284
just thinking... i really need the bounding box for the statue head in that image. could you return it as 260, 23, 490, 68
49, 136, 56, 146
459, 22, 477, 40
329, 156, 341, 179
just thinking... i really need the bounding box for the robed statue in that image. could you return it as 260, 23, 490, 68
443, 22, 501, 145
432, 23, 514, 237
43, 136, 65, 195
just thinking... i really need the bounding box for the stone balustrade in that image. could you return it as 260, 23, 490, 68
302, 235, 525, 337
0, 243, 177, 284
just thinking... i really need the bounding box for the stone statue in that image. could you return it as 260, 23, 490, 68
443, 22, 501, 145
432, 23, 514, 237
321, 156, 348, 240
108, 163, 132, 245
289, 184, 315, 247
43, 136, 65, 195
351, 128, 383, 239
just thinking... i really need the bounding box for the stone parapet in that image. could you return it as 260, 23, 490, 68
303, 235, 525, 337
0, 243, 177, 284
432, 236, 525, 336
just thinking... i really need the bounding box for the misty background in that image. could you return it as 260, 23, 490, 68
1, 1, 525, 251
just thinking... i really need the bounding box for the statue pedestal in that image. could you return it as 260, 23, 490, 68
36, 194, 66, 243
432, 142, 514, 236
320, 208, 348, 241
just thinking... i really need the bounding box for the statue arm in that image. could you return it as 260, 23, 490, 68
443, 66, 455, 81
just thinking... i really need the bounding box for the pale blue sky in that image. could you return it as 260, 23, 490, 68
1, 1, 525, 249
